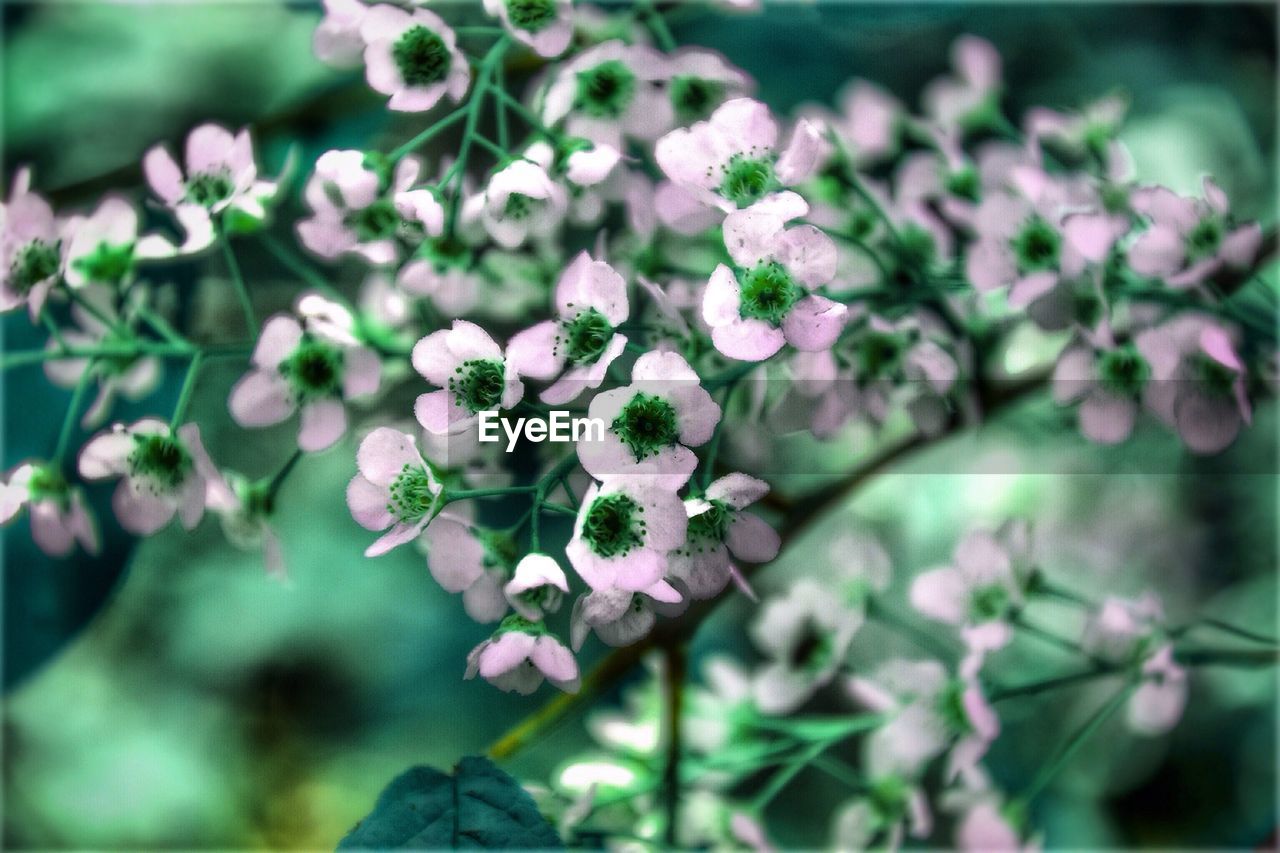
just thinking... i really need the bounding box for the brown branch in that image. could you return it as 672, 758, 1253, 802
486, 367, 1052, 761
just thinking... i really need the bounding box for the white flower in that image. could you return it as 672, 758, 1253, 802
464, 152, 568, 249
201, 467, 287, 580
504, 553, 570, 620
664, 48, 752, 125
411, 320, 525, 435
566, 477, 688, 592
909, 524, 1031, 678
576, 351, 720, 489
143, 123, 278, 244
78, 419, 212, 536
0, 462, 99, 557
419, 513, 512, 623
656, 97, 823, 219
483, 0, 573, 58
704, 205, 844, 362
750, 579, 864, 714
298, 150, 443, 265
667, 473, 779, 599
507, 251, 630, 405
43, 285, 163, 428
64, 196, 186, 289
229, 313, 381, 452
569, 578, 683, 649
540, 40, 673, 149
346, 427, 444, 557
1, 168, 74, 319
465, 619, 580, 694
847, 658, 1000, 786
313, 0, 368, 67
360, 5, 470, 112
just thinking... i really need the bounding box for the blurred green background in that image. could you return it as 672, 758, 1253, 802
2, 1, 1276, 848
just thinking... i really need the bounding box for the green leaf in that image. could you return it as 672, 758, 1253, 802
338, 756, 562, 850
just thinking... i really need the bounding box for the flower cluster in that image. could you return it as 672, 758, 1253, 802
2, 4, 1275, 849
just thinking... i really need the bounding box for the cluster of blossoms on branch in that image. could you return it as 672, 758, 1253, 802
1, 0, 1276, 847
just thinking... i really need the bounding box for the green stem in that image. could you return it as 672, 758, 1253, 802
751, 740, 829, 810
1020, 682, 1136, 804
989, 666, 1118, 702
170, 351, 205, 428
638, 0, 677, 51
53, 362, 96, 465
494, 59, 510, 150
390, 107, 470, 163
263, 448, 304, 505
492, 89, 561, 140
1188, 618, 1279, 647
219, 235, 256, 334
135, 304, 189, 347
444, 38, 510, 235
258, 233, 351, 307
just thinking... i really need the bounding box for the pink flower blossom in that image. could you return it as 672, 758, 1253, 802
1127, 177, 1263, 289
921, 35, 1002, 132
143, 123, 278, 243
1, 168, 74, 319
507, 251, 630, 405
704, 206, 844, 361
0, 462, 99, 557
1135, 314, 1251, 454
656, 98, 822, 222
577, 350, 720, 488
569, 578, 683, 649
229, 313, 381, 452
346, 427, 444, 557
541, 40, 673, 149
78, 419, 212, 536
411, 320, 524, 435
667, 473, 779, 599
418, 512, 511, 623
504, 553, 570, 621
750, 579, 864, 714
483, 0, 573, 58
566, 477, 688, 593
360, 6, 470, 112
465, 620, 580, 694
298, 150, 443, 265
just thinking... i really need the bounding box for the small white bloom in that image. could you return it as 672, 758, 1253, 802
360, 5, 470, 112
566, 477, 688, 593
411, 320, 525, 435
465, 619, 580, 694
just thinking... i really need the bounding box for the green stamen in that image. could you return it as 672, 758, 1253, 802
581, 493, 644, 558
450, 359, 506, 414
611, 392, 679, 461
558, 308, 613, 365
574, 60, 637, 119
392, 25, 452, 87
738, 262, 800, 326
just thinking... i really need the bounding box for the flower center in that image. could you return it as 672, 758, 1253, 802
1185, 217, 1223, 261
945, 167, 980, 201
128, 434, 192, 490
279, 339, 344, 400
969, 583, 1011, 623
581, 493, 645, 558
574, 59, 637, 119
683, 499, 731, 553
72, 241, 133, 286
185, 170, 234, 207
1011, 217, 1060, 273
10, 239, 60, 294
347, 199, 401, 242
502, 192, 536, 221
738, 262, 800, 325
787, 620, 834, 672
27, 465, 69, 503
868, 775, 910, 822
856, 331, 906, 379
936, 680, 972, 735
670, 75, 724, 122
719, 154, 777, 208
449, 358, 506, 414
1096, 345, 1150, 396
392, 25, 452, 87
611, 392, 679, 461
558, 308, 613, 365
505, 0, 556, 32
1192, 352, 1239, 396
386, 464, 440, 522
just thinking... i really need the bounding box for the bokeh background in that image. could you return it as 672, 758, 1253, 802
2, 1, 1277, 848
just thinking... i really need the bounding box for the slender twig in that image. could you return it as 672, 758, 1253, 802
53, 362, 96, 465
390, 106, 470, 163
170, 351, 205, 428
219, 234, 257, 334
1020, 682, 1136, 804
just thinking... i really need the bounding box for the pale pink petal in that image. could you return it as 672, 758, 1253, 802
143, 146, 185, 205
782, 295, 846, 351
229, 370, 295, 427
343, 346, 381, 399
1079, 391, 1137, 444
253, 315, 304, 368
347, 474, 394, 530
909, 567, 968, 625
298, 399, 347, 451
726, 512, 780, 563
